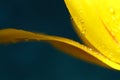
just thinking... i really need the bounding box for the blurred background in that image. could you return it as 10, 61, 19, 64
0, 0, 120, 80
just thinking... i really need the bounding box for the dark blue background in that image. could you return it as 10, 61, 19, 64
0, 0, 120, 80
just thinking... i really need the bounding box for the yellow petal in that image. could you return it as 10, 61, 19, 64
0, 28, 119, 70
65, 0, 120, 70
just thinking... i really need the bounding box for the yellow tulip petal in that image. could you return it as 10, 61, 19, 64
65, 0, 120, 70
0, 28, 120, 70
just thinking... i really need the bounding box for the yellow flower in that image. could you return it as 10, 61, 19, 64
0, 0, 120, 70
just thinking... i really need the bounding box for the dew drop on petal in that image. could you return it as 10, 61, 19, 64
89, 48, 92, 51
109, 7, 115, 15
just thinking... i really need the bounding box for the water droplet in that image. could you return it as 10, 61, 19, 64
89, 48, 92, 51
80, 25, 86, 36
109, 7, 115, 15
74, 12, 86, 36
